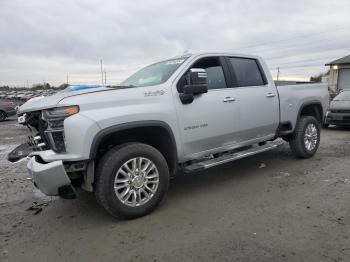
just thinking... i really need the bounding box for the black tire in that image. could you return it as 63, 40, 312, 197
323, 123, 329, 128
94, 143, 169, 219
0, 111, 6, 121
289, 116, 321, 158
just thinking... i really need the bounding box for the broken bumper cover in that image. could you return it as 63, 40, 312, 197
27, 156, 76, 199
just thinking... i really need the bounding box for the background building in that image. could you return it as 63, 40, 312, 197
326, 55, 350, 92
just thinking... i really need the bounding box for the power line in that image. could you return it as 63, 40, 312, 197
275, 64, 325, 70
263, 42, 350, 61
269, 56, 335, 67
241, 33, 350, 54
265, 46, 350, 64
253, 40, 350, 63
233, 25, 350, 51
268, 56, 341, 70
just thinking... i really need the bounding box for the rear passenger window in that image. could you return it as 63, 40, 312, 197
229, 57, 265, 87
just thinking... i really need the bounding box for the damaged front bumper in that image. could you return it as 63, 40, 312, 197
27, 156, 76, 199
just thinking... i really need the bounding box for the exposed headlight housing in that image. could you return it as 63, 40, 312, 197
42, 106, 79, 152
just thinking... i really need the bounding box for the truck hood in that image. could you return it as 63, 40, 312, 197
18, 85, 112, 114
330, 100, 350, 110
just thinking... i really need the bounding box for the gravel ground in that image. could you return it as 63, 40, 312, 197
0, 116, 349, 262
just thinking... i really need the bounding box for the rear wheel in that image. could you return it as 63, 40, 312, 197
289, 116, 320, 158
0, 111, 6, 121
95, 143, 169, 219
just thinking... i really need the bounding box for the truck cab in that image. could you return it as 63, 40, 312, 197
174, 54, 280, 161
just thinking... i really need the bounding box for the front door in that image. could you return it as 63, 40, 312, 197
174, 56, 240, 160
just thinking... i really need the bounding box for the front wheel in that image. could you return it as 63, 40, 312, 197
95, 143, 169, 219
289, 116, 321, 158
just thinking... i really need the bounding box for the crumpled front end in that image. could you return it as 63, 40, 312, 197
13, 106, 99, 198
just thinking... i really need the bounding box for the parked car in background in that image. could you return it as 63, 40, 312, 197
0, 89, 58, 104
324, 90, 350, 127
0, 100, 17, 121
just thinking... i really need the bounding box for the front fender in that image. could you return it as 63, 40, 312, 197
89, 120, 178, 159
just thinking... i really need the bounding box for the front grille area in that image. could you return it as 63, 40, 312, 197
45, 130, 66, 152
24, 111, 66, 153
27, 135, 49, 151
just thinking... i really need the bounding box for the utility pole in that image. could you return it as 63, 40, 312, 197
276, 67, 280, 83
100, 59, 104, 86
66, 74, 69, 85
27, 80, 29, 89
104, 70, 107, 86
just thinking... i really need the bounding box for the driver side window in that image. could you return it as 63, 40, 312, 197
177, 57, 227, 92
192, 57, 227, 90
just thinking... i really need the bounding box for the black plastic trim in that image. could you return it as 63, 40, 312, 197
89, 120, 178, 161
277, 121, 293, 136
297, 101, 324, 124
58, 184, 76, 199
179, 93, 194, 104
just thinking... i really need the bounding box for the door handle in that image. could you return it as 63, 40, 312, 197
266, 93, 276, 98
223, 97, 236, 102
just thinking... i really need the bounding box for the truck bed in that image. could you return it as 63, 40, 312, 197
277, 83, 329, 130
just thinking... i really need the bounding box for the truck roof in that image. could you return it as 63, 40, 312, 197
180, 52, 263, 60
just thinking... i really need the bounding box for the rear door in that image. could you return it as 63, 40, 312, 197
225, 57, 279, 142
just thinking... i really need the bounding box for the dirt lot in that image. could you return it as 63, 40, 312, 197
0, 116, 349, 262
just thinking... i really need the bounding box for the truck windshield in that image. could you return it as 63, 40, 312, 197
335, 91, 350, 101
121, 58, 188, 87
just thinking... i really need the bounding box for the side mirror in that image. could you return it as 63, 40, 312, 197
183, 68, 208, 95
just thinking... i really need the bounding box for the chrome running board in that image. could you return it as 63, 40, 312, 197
184, 140, 284, 173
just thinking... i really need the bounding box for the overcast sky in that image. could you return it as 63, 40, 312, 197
1, 0, 350, 87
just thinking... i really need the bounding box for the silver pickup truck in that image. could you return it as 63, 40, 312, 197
17, 52, 329, 219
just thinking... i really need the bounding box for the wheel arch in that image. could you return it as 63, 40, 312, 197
297, 101, 324, 124
282, 101, 324, 140
90, 121, 179, 175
